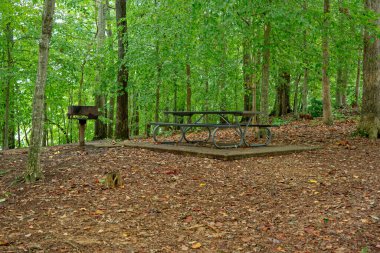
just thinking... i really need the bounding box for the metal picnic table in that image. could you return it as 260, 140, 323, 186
151, 111, 277, 148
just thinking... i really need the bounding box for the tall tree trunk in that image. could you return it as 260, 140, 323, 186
273, 72, 291, 116
243, 35, 253, 112
78, 58, 86, 105
260, 22, 271, 123
293, 74, 302, 118
17, 123, 21, 148
154, 0, 161, 122
115, 0, 129, 139
186, 60, 191, 112
106, 0, 114, 138
42, 101, 48, 146
94, 0, 107, 139
155, 47, 161, 122
354, 50, 361, 107
173, 69, 178, 124
3, 22, 14, 150
335, 65, 343, 108
359, 0, 380, 138
25, 0, 55, 182
301, 2, 309, 114
322, 0, 333, 125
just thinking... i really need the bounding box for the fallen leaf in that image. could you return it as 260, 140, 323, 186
308, 179, 318, 184
191, 242, 202, 249
162, 170, 179, 175
94, 210, 104, 215
183, 215, 193, 223
199, 183, 206, 187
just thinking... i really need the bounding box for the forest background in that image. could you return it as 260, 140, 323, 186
0, 0, 379, 150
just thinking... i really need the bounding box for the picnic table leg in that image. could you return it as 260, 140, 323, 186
243, 127, 272, 147
211, 127, 244, 149
78, 119, 87, 146
153, 124, 184, 144
182, 126, 211, 143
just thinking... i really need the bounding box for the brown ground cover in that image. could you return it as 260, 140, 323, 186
0, 118, 379, 252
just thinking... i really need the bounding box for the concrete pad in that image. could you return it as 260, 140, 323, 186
118, 141, 320, 160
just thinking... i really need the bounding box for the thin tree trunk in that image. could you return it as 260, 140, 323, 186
25, 0, 56, 182
155, 47, 161, 122
78, 58, 86, 105
359, 0, 380, 138
94, 0, 107, 139
301, 2, 309, 114
115, 0, 129, 139
17, 123, 21, 148
354, 50, 361, 107
23, 125, 30, 146
174, 70, 178, 124
106, 0, 114, 138
273, 71, 291, 116
322, 0, 333, 125
3, 22, 14, 150
336, 65, 343, 108
260, 22, 271, 123
50, 125, 53, 146
186, 60, 191, 112
243, 35, 253, 112
293, 74, 302, 118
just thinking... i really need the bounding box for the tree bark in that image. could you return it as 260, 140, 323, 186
322, 0, 333, 125
353, 49, 361, 107
243, 35, 254, 112
114, 0, 129, 139
359, 0, 380, 138
25, 0, 56, 182
293, 74, 302, 118
260, 22, 271, 123
94, 0, 107, 140
301, 2, 309, 114
3, 22, 13, 150
106, 0, 114, 138
273, 72, 291, 116
186, 61, 191, 112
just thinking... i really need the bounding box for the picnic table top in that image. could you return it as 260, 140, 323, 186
164, 111, 262, 116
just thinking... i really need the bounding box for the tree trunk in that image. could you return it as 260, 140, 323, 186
273, 72, 291, 116
106, 0, 114, 138
260, 22, 271, 123
359, 0, 380, 138
25, 0, 56, 182
353, 49, 361, 107
243, 35, 253, 112
78, 58, 86, 105
186, 61, 191, 112
301, 2, 309, 114
94, 0, 107, 140
293, 74, 302, 118
155, 46, 161, 122
3, 22, 14, 150
115, 0, 129, 140
335, 65, 343, 108
42, 102, 48, 146
322, 0, 333, 125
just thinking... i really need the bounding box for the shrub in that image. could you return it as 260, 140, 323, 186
308, 98, 323, 118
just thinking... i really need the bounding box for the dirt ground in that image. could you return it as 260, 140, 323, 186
0, 118, 379, 253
